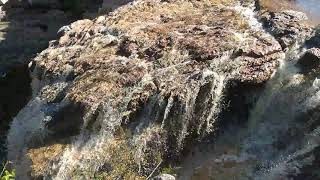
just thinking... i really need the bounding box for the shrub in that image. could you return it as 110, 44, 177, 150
0, 162, 15, 180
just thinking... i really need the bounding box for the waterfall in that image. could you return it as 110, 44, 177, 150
52, 62, 230, 179
179, 38, 317, 180
4, 0, 319, 179
178, 2, 320, 179
55, 104, 123, 179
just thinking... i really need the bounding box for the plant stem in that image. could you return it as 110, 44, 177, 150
0, 161, 8, 177
146, 160, 162, 180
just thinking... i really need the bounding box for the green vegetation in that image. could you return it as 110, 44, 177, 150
0, 162, 15, 180
161, 165, 176, 175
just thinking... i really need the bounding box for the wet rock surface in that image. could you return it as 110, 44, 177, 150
179, 30, 320, 180
2, 0, 319, 179
259, 10, 312, 49
0, 0, 103, 164
271, 29, 320, 180
7, 0, 285, 178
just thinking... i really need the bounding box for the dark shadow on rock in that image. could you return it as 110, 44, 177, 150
0, 0, 136, 163
0, 0, 105, 163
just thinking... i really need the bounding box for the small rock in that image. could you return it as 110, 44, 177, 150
260, 10, 312, 49
57, 25, 71, 38
96, 16, 106, 24
297, 48, 320, 73
152, 174, 176, 180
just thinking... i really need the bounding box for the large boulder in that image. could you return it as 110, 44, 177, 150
7, 0, 313, 179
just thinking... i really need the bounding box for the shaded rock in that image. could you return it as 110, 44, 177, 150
153, 174, 176, 180
297, 48, 320, 73
0, 0, 104, 165
57, 25, 71, 38
305, 26, 320, 48
100, 0, 133, 13
0, 64, 31, 162
44, 101, 85, 138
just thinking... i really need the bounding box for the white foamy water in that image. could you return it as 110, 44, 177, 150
55, 103, 122, 179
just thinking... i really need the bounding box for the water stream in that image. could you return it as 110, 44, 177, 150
179, 38, 320, 180
2, 0, 320, 179
179, 1, 320, 179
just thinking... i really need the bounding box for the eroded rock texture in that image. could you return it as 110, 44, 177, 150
0, 0, 103, 166
259, 10, 312, 49
5, 0, 315, 179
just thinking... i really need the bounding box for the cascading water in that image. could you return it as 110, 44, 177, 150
179, 3, 320, 180
4, 0, 320, 179
53, 60, 230, 179
180, 42, 318, 180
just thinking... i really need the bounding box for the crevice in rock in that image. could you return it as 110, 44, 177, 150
0, 64, 31, 162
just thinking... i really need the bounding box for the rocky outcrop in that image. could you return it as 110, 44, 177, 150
259, 10, 312, 49
0, 0, 104, 165
4, 0, 317, 179
6, 0, 287, 178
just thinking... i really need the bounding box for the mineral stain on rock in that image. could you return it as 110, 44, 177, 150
0, 0, 320, 179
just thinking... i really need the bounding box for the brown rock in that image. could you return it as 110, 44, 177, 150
7, 0, 290, 178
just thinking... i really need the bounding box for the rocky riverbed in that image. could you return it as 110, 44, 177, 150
1, 0, 320, 179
